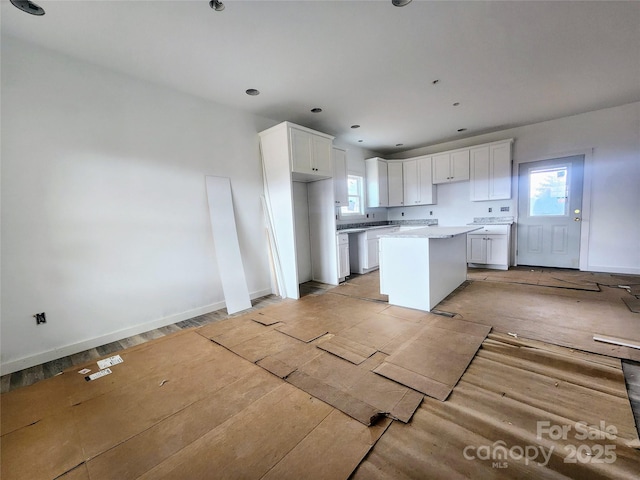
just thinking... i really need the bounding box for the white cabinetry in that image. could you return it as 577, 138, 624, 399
350, 226, 399, 274
467, 224, 511, 270
403, 155, 436, 205
259, 122, 337, 299
469, 140, 513, 201
337, 233, 350, 282
387, 162, 404, 207
333, 147, 348, 207
290, 126, 333, 181
432, 149, 470, 184
365, 158, 389, 208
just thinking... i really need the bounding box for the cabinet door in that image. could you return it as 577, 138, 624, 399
366, 238, 379, 268
469, 146, 490, 201
417, 156, 436, 205
339, 243, 350, 278
333, 148, 348, 206
489, 142, 511, 200
403, 159, 419, 205
486, 234, 508, 265
387, 162, 404, 206
432, 153, 451, 184
312, 135, 333, 177
451, 150, 470, 182
365, 158, 389, 208
290, 128, 313, 174
467, 235, 486, 263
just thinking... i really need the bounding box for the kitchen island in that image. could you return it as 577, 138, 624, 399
379, 226, 481, 311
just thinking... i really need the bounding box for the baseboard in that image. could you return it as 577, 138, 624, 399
585, 265, 640, 275
1, 288, 274, 376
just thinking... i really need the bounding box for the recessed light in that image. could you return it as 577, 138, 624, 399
392, 0, 413, 6
396, 144, 404, 147
457, 128, 467, 132
432, 79, 440, 85
245, 89, 260, 96
311, 107, 323, 113
209, 0, 225, 12
351, 125, 361, 129
453, 102, 460, 107
358, 140, 363, 143
10, 0, 45, 15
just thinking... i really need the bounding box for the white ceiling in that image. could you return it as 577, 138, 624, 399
2, 0, 639, 155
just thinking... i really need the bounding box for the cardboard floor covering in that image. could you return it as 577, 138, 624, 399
374, 317, 492, 401
197, 305, 431, 425
353, 332, 640, 479
467, 266, 603, 291
1, 330, 391, 480
437, 280, 640, 361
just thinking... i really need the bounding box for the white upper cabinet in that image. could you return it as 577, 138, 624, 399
432, 149, 470, 184
332, 147, 348, 207
290, 126, 333, 181
403, 155, 436, 205
469, 140, 513, 201
365, 157, 389, 208
387, 162, 404, 207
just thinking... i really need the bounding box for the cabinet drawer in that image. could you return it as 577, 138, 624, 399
471, 225, 509, 235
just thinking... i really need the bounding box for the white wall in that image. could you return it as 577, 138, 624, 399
387, 102, 640, 274
1, 38, 277, 373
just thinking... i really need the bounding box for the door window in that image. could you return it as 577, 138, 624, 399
529, 166, 569, 216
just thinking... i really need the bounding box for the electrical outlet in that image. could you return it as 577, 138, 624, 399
488, 207, 492, 213
34, 312, 46, 325
401, 212, 405, 216
372, 213, 375, 218
430, 211, 433, 216
500, 206, 510, 212
366, 213, 369, 218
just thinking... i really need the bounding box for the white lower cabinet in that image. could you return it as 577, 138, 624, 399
349, 227, 399, 274
337, 233, 350, 282
467, 224, 511, 270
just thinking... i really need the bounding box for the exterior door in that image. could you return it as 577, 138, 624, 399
517, 155, 584, 268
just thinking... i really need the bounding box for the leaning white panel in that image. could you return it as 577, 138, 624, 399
205, 176, 252, 314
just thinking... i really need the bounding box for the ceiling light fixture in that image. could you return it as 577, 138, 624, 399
351, 125, 360, 129
311, 108, 323, 113
10, 0, 45, 15
453, 102, 460, 107
392, 0, 413, 6
457, 128, 467, 132
358, 140, 363, 143
396, 144, 404, 147
209, 0, 225, 12
245, 89, 260, 96
432, 79, 440, 85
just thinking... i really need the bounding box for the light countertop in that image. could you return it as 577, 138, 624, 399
379, 226, 482, 238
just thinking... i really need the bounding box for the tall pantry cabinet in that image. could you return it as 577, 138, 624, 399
259, 122, 338, 299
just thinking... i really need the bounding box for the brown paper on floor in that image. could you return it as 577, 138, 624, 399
374, 318, 491, 401
261, 411, 392, 480
135, 384, 334, 480
317, 335, 378, 364
353, 332, 640, 479
438, 280, 640, 361
622, 296, 640, 313
87, 368, 281, 480
467, 266, 601, 291
286, 350, 423, 425
0, 409, 84, 480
